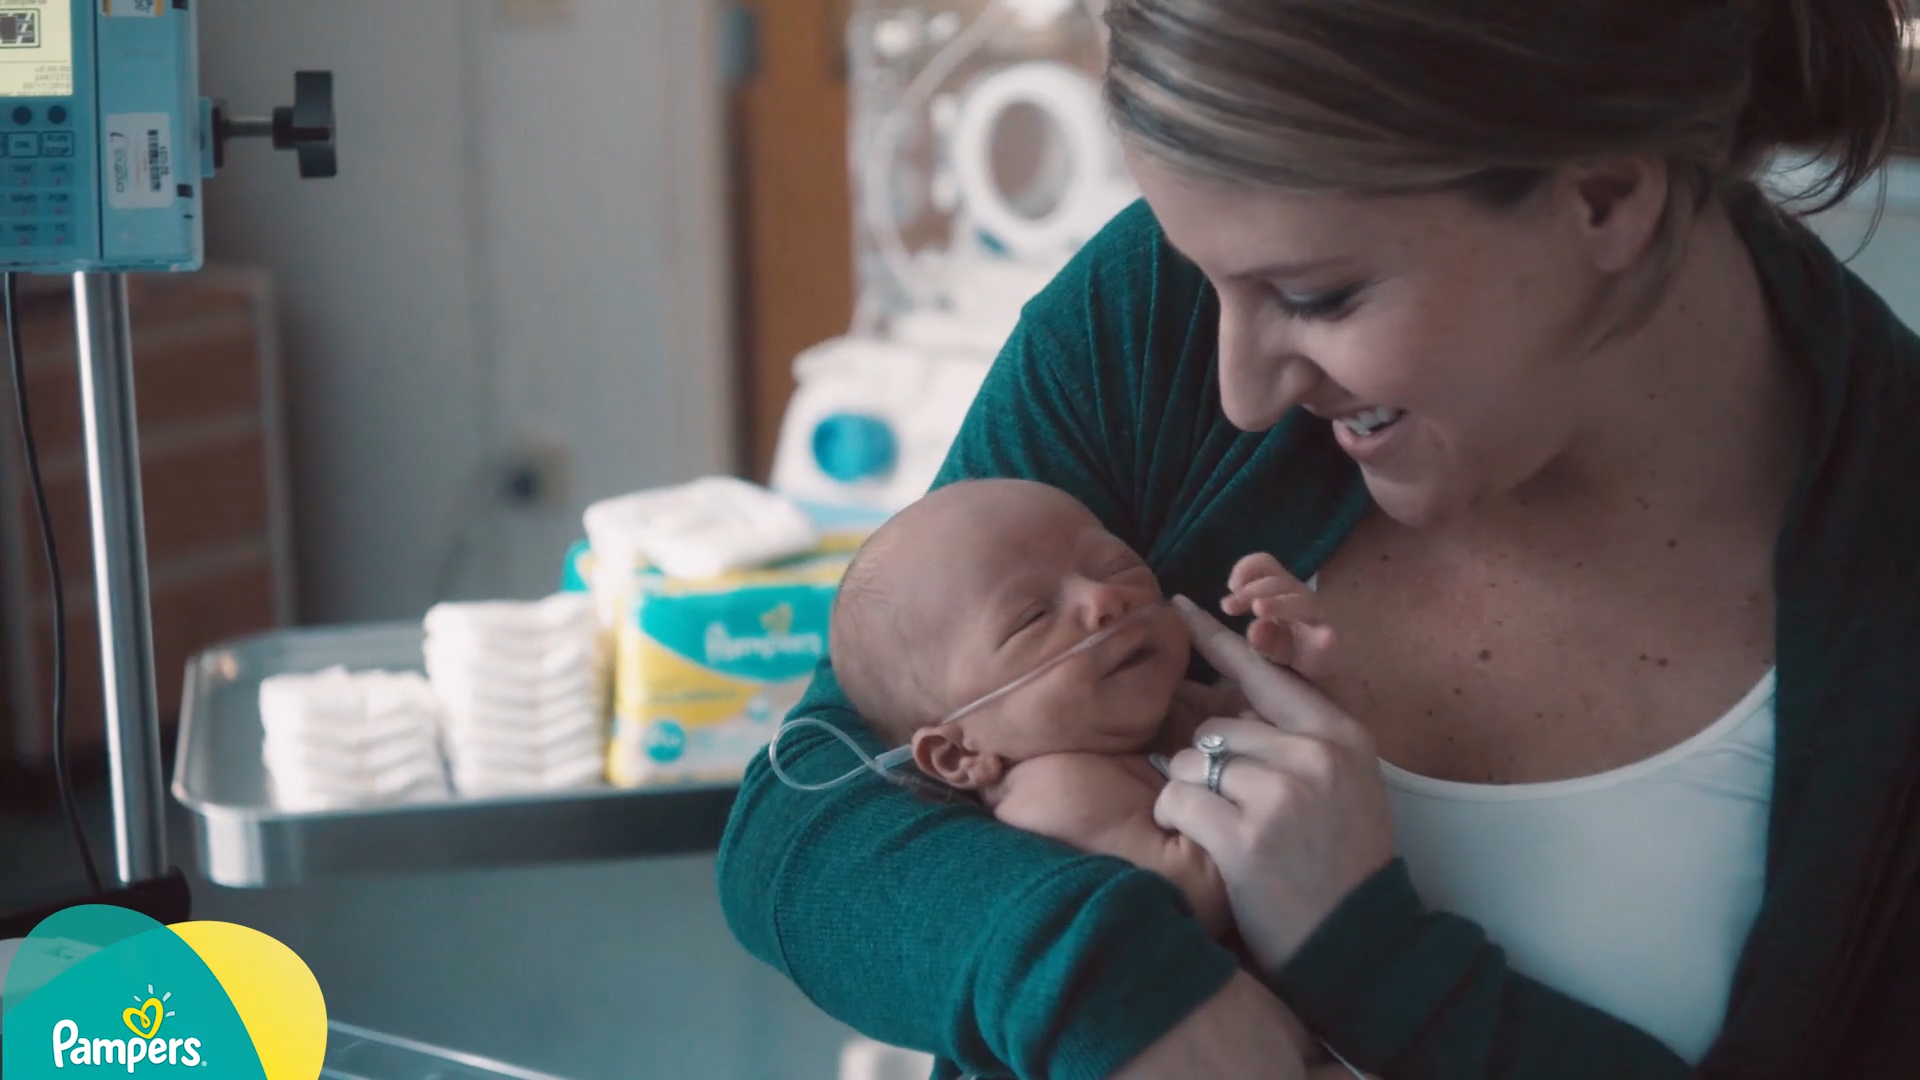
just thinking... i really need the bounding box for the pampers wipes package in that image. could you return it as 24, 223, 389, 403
609, 553, 847, 785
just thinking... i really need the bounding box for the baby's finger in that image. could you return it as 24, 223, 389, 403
1173, 595, 1367, 748
1250, 592, 1327, 627
1228, 552, 1292, 593
1229, 572, 1311, 605
1289, 622, 1338, 681
1221, 593, 1254, 617
1247, 618, 1296, 667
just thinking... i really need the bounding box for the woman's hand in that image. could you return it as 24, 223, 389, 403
1155, 595, 1397, 971
1155, 679, 1251, 755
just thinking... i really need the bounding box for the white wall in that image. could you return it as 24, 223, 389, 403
197, 0, 734, 624
1804, 157, 1920, 330
181, 7, 851, 1079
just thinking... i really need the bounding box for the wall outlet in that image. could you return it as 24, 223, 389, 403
499, 438, 572, 509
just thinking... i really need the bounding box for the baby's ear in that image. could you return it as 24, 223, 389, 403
912, 724, 1004, 790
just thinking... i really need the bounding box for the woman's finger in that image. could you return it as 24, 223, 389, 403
1173, 595, 1370, 750
1169, 726, 1337, 803
1155, 773, 1241, 842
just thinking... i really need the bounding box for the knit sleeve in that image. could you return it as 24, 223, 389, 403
716, 203, 1241, 1079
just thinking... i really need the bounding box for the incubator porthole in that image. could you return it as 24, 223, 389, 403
987, 99, 1073, 222
931, 92, 961, 133
930, 170, 959, 213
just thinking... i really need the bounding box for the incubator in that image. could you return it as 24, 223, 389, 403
770, 0, 1134, 517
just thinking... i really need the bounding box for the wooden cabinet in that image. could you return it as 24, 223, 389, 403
732, 0, 856, 480
0, 269, 294, 786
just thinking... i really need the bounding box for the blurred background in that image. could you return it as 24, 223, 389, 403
4, 2, 1920, 1078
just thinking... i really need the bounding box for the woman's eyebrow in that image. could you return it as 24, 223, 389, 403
1224, 255, 1346, 282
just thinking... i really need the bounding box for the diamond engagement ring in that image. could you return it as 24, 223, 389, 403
1196, 732, 1231, 795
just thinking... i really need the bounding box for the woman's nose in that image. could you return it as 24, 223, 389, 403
1217, 298, 1324, 431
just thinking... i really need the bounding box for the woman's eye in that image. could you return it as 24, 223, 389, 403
1273, 283, 1362, 322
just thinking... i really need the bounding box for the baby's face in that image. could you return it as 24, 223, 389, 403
901, 484, 1191, 758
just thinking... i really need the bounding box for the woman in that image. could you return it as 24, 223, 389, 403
719, 0, 1920, 1076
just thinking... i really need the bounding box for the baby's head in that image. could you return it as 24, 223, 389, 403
830, 479, 1191, 791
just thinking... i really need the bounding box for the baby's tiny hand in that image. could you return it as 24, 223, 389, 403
1221, 553, 1336, 680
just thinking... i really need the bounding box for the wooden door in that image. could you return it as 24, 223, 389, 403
730, 0, 855, 481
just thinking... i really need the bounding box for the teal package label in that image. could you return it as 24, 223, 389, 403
638, 579, 834, 684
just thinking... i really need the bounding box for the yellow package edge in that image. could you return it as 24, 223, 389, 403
608, 552, 848, 786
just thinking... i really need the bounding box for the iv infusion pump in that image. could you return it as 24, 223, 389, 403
0, 0, 330, 916
0, 0, 333, 276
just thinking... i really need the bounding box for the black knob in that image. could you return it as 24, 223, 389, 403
210, 70, 337, 179
271, 71, 336, 179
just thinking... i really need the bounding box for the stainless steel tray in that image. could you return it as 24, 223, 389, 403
323, 1021, 573, 1080
171, 622, 737, 888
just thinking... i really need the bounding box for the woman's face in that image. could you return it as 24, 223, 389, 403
1128, 152, 1642, 528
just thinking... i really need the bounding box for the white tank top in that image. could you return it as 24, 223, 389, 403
1381, 671, 1776, 1065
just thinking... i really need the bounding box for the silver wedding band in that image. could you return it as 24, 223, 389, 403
1197, 732, 1231, 795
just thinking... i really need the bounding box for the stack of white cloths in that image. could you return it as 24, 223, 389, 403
259, 667, 450, 812
423, 593, 606, 796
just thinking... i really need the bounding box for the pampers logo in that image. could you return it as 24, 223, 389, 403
49, 983, 203, 1071
4, 905, 327, 1080
701, 602, 824, 665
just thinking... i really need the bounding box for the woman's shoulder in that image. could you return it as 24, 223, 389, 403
1020, 198, 1214, 360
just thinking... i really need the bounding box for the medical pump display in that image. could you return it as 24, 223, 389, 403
0, 0, 333, 275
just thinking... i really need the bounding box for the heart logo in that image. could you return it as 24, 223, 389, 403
123, 998, 163, 1040
760, 603, 793, 635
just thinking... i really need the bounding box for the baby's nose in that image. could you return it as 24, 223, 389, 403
1080, 582, 1134, 628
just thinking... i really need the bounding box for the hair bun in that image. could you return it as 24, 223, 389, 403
1735, 0, 1905, 208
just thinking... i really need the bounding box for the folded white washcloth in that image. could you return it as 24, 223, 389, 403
424, 594, 610, 796
424, 593, 597, 642
583, 476, 818, 585
258, 668, 449, 811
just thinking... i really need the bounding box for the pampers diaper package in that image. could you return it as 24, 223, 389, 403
608, 554, 846, 785
578, 477, 869, 787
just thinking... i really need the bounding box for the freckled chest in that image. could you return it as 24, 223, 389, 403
1308, 516, 1776, 784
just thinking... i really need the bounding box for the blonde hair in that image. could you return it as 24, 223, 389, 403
1104, 0, 1906, 335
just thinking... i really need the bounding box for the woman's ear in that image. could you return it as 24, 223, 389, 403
1563, 156, 1670, 274
912, 724, 1005, 790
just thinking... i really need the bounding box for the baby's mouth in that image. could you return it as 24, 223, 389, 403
1104, 642, 1157, 678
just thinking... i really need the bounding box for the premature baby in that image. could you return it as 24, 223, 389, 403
828, 478, 1333, 935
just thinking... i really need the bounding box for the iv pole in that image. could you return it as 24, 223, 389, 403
69, 75, 336, 894
74, 272, 168, 886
